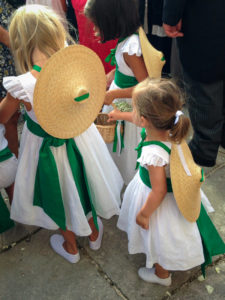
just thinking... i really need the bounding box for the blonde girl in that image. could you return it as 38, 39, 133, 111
0, 5, 123, 263
116, 78, 224, 286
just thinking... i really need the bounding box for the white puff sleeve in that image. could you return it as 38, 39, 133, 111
137, 145, 170, 167
3, 76, 30, 102
121, 34, 142, 57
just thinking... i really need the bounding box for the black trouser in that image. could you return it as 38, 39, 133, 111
183, 70, 225, 166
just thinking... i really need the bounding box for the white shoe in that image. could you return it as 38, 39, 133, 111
50, 234, 80, 264
89, 217, 103, 250
138, 267, 171, 286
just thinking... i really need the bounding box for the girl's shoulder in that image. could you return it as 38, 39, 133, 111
119, 34, 142, 57
3, 72, 36, 103
138, 142, 171, 167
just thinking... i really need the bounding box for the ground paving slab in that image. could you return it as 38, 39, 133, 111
0, 137, 225, 299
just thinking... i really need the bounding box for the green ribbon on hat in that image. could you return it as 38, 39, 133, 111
74, 93, 90, 102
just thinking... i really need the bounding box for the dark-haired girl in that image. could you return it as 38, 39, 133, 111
85, 0, 148, 185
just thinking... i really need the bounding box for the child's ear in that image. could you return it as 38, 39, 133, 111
140, 116, 148, 127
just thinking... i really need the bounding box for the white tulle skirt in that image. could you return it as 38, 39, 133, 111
102, 81, 141, 185
11, 123, 123, 236
117, 171, 208, 270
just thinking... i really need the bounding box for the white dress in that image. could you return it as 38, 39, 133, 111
102, 34, 142, 185
0, 124, 18, 189
117, 143, 205, 271
3, 73, 123, 236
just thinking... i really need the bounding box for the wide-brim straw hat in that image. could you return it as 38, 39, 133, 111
33, 45, 106, 139
170, 140, 203, 222
138, 27, 165, 78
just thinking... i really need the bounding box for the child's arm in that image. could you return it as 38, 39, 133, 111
136, 165, 167, 230
0, 25, 10, 48
107, 109, 133, 123
104, 54, 148, 105
0, 93, 20, 124
106, 68, 116, 90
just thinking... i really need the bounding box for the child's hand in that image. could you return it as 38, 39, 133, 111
136, 210, 149, 230
108, 108, 122, 122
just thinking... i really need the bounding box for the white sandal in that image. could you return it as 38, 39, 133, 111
50, 234, 80, 264
138, 267, 171, 286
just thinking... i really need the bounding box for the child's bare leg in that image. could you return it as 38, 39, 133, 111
59, 228, 78, 254
5, 183, 14, 205
88, 216, 103, 250
155, 263, 170, 279
88, 217, 99, 241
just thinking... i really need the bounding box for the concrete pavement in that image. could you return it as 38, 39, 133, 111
0, 146, 225, 299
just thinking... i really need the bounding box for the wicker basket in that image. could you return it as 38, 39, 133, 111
95, 113, 123, 144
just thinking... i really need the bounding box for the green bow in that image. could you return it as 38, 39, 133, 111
105, 48, 117, 66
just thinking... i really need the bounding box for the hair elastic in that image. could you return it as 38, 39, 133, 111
174, 110, 183, 125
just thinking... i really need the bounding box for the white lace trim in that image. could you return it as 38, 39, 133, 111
137, 153, 168, 167
3, 76, 30, 102
137, 145, 170, 167
121, 35, 142, 57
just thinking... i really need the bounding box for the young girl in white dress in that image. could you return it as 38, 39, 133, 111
0, 124, 17, 233
109, 78, 225, 286
85, 0, 149, 185
0, 5, 123, 263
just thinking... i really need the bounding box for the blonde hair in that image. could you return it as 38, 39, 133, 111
9, 5, 71, 73
133, 78, 190, 143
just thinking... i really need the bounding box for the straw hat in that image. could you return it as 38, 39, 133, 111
33, 45, 106, 139
138, 27, 165, 78
170, 140, 203, 222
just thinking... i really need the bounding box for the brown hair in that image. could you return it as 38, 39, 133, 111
133, 78, 190, 144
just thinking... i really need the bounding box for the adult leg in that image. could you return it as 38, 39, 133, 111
183, 71, 224, 166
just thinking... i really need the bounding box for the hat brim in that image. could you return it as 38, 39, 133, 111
170, 141, 202, 222
33, 45, 106, 139
139, 27, 165, 78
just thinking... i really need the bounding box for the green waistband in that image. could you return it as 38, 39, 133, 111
114, 68, 138, 89
25, 113, 98, 231
0, 146, 13, 163
139, 165, 173, 192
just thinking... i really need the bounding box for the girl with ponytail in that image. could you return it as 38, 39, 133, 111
109, 78, 223, 286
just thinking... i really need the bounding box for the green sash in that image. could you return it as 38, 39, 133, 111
105, 34, 139, 89
0, 193, 14, 234
136, 128, 225, 276
25, 113, 98, 231
0, 146, 13, 162
113, 120, 125, 154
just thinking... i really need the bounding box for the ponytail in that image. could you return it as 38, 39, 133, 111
169, 114, 190, 144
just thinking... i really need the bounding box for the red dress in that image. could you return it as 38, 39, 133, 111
71, 0, 117, 74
